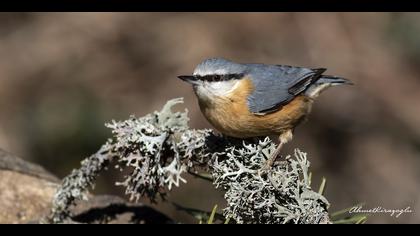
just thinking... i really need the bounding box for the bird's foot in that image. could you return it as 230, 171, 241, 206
259, 131, 291, 174
259, 152, 281, 174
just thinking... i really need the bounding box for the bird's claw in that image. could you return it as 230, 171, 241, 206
259, 152, 280, 174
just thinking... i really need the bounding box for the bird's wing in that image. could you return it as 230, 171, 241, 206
246, 65, 326, 114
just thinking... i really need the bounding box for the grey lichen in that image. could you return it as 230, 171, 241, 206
49, 141, 115, 223
212, 139, 330, 224
106, 98, 213, 202
48, 98, 331, 224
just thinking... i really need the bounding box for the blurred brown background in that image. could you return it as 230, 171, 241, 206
0, 12, 419, 224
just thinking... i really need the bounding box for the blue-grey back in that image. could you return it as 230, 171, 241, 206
244, 63, 320, 114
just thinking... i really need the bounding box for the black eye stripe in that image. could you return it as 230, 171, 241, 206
195, 73, 243, 82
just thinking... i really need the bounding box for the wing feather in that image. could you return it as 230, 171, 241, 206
246, 65, 326, 114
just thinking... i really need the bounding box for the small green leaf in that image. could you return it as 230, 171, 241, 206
308, 172, 313, 186
318, 177, 327, 195
355, 216, 368, 224
333, 214, 369, 224
331, 202, 365, 219
207, 205, 218, 224
331, 202, 368, 224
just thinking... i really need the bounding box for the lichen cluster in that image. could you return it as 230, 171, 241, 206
107, 98, 193, 201
212, 139, 330, 224
49, 98, 331, 224
50, 141, 114, 223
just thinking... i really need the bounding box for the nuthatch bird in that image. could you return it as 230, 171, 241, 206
178, 58, 352, 167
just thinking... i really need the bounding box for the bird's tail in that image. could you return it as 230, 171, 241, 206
316, 75, 353, 86
305, 75, 353, 98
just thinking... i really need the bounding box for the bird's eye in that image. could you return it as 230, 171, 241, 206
206, 75, 219, 81
198, 74, 243, 82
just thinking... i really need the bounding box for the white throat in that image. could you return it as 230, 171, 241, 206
194, 80, 240, 102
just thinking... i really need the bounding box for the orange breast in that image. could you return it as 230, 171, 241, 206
198, 78, 313, 138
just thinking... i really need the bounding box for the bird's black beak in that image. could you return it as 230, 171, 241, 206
177, 75, 197, 84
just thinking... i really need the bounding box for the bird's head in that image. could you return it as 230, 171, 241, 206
178, 58, 246, 103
